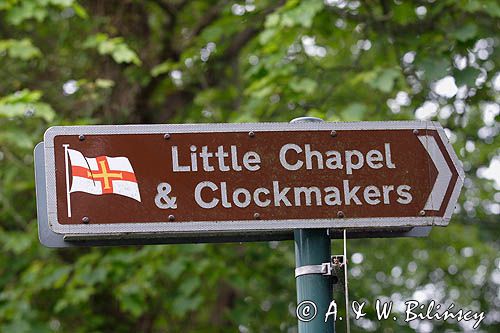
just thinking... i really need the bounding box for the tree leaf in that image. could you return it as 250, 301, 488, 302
84, 34, 141, 66
454, 67, 481, 87
111, 43, 142, 65
341, 103, 368, 121
281, 0, 323, 28
0, 39, 41, 60
289, 78, 318, 94
418, 58, 450, 82
151, 61, 174, 77
364, 68, 401, 93
451, 23, 478, 42
95, 79, 115, 89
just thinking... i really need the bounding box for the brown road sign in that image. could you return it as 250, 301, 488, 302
41, 121, 464, 237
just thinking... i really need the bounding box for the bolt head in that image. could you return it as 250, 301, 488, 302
330, 130, 337, 137
78, 134, 85, 141
248, 131, 255, 137
254, 213, 260, 220
337, 211, 345, 218
419, 210, 426, 216
164, 133, 171, 140
168, 214, 175, 221
82, 216, 90, 224
413, 129, 419, 135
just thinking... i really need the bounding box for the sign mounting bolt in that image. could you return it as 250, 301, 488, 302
164, 133, 171, 140
413, 129, 419, 135
254, 213, 260, 220
337, 211, 345, 218
168, 214, 175, 221
78, 134, 85, 141
330, 130, 337, 137
248, 131, 255, 137
82, 216, 90, 224
419, 210, 426, 216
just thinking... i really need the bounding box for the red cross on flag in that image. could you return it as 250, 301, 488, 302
63, 145, 141, 217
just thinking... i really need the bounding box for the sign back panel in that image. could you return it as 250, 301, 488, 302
43, 121, 464, 236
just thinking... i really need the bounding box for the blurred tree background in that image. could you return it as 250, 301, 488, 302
0, 0, 499, 332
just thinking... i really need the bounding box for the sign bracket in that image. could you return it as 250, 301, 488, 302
294, 255, 345, 278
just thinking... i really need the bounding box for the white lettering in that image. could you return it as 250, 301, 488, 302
273, 181, 292, 206
382, 185, 394, 204
220, 182, 232, 208
324, 300, 338, 322
385, 143, 396, 169
279, 144, 303, 171
324, 186, 342, 206
375, 300, 393, 320
396, 185, 412, 204
253, 188, 271, 207
363, 186, 381, 205
190, 145, 198, 172
345, 150, 364, 175
405, 300, 419, 322
233, 188, 251, 208
200, 146, 214, 172
343, 180, 362, 205
325, 150, 343, 170
305, 144, 323, 170
194, 181, 219, 208
243, 151, 261, 171
294, 186, 322, 206
172, 146, 190, 172
230, 145, 242, 171
366, 149, 383, 169
215, 146, 229, 172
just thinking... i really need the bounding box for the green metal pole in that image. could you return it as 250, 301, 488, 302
290, 117, 334, 332
295, 229, 334, 332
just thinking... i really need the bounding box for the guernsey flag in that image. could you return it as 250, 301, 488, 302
67, 148, 141, 202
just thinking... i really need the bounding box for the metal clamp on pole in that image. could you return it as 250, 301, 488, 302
295, 255, 345, 278
295, 262, 333, 277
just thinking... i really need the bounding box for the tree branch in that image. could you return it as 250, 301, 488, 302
219, 0, 285, 62
135, 1, 286, 122
187, 0, 229, 40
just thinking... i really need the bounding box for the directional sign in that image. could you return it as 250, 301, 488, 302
39, 121, 463, 238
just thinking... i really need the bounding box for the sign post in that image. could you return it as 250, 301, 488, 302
295, 228, 334, 332
291, 117, 334, 332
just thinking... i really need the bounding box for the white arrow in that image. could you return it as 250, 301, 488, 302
418, 135, 452, 211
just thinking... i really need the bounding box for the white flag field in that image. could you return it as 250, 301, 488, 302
64, 147, 141, 218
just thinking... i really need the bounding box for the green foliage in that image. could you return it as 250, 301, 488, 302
0, 90, 55, 121
0, 0, 499, 332
83, 33, 142, 66
280, 0, 324, 28
3, 0, 79, 25
0, 38, 41, 59
454, 67, 481, 87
